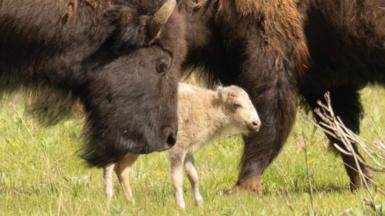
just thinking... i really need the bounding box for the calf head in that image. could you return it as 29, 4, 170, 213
217, 86, 261, 133
80, 0, 186, 166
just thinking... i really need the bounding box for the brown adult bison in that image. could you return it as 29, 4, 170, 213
180, 0, 384, 192
0, 0, 187, 167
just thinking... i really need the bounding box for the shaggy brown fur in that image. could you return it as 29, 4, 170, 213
181, 0, 384, 192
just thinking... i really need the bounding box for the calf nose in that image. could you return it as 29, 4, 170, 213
250, 120, 261, 132
163, 127, 177, 148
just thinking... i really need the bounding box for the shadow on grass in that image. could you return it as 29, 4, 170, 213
262, 182, 350, 196
0, 183, 61, 196
312, 183, 350, 193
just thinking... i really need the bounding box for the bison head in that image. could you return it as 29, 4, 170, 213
79, 0, 186, 166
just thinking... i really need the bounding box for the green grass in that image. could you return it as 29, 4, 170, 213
1, 87, 385, 215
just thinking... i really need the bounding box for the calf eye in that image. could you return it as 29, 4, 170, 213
155, 57, 171, 74
232, 103, 242, 109
106, 93, 113, 103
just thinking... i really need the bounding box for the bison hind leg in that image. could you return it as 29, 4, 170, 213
305, 86, 373, 191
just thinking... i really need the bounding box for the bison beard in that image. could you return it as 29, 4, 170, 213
181, 0, 385, 192
0, 0, 187, 167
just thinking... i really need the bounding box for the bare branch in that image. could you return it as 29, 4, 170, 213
313, 92, 385, 215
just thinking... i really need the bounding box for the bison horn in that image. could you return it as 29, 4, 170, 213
148, 0, 176, 42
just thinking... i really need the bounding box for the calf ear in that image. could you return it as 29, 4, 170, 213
216, 86, 225, 101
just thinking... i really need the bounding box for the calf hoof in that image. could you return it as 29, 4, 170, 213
129, 199, 136, 205
195, 197, 203, 207
123, 194, 136, 205
177, 200, 186, 210
224, 176, 262, 195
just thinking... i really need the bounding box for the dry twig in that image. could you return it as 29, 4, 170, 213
313, 92, 385, 215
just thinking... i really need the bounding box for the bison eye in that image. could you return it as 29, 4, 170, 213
232, 103, 242, 109
156, 57, 171, 74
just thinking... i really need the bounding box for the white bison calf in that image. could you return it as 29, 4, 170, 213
104, 83, 261, 209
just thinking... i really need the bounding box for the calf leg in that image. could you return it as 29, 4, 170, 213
184, 154, 203, 206
305, 87, 372, 191
169, 150, 187, 209
114, 153, 139, 203
104, 164, 115, 205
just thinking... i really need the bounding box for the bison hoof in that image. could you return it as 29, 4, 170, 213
350, 168, 373, 192
224, 176, 263, 195
224, 186, 240, 195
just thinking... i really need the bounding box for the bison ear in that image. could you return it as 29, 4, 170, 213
102, 6, 144, 50
102, 0, 176, 50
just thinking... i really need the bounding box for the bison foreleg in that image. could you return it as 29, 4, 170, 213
227, 81, 298, 194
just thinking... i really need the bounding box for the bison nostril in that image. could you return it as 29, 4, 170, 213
163, 126, 177, 147
166, 132, 177, 147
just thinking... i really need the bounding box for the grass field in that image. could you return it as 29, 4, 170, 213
1, 87, 385, 215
